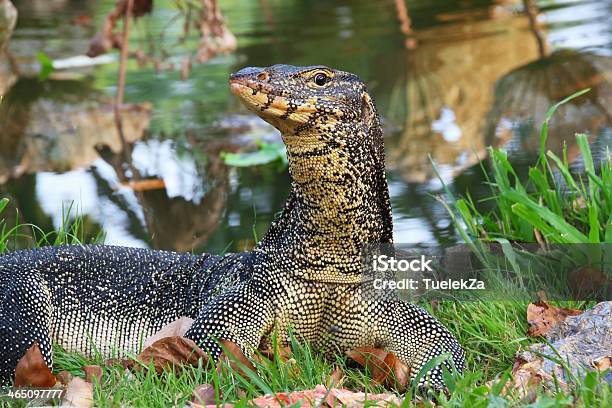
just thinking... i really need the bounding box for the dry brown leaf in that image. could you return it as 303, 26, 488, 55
250, 385, 327, 408
591, 355, 611, 371
143, 316, 194, 349
258, 343, 292, 362
326, 366, 345, 388
57, 370, 73, 386
104, 357, 134, 369
510, 354, 570, 400
137, 336, 208, 373
87, 0, 153, 57
62, 377, 93, 407
568, 266, 612, 299
192, 383, 218, 406
511, 357, 543, 398
526, 300, 583, 337
328, 387, 403, 406
249, 384, 403, 408
82, 365, 103, 383
14, 343, 57, 387
120, 178, 165, 191
385, 352, 411, 390
346, 347, 388, 380
217, 339, 256, 378
346, 347, 411, 391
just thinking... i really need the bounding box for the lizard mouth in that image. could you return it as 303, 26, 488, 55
229, 76, 276, 97
229, 77, 315, 127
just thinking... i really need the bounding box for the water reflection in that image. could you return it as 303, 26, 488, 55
379, 1, 611, 183
0, 0, 611, 251
2, 138, 232, 252
95, 140, 231, 252
485, 50, 612, 161
0, 78, 150, 182
379, 4, 541, 182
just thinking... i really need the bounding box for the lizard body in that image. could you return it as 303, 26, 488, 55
0, 65, 464, 391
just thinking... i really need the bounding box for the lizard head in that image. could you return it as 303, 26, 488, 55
229, 64, 378, 138
229, 65, 393, 252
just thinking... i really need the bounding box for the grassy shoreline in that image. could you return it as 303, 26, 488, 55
0, 200, 608, 406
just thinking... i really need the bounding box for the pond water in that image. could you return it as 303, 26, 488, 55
1, 0, 611, 253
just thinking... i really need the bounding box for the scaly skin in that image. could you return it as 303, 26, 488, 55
0, 65, 464, 391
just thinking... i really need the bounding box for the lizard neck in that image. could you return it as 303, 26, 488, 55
256, 120, 393, 283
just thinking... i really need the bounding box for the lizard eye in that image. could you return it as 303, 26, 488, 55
313, 73, 329, 87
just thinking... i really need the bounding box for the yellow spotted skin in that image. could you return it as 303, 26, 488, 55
0, 65, 464, 392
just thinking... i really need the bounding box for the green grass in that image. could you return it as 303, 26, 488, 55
0, 235, 608, 407
1, 203, 610, 406
0, 199, 104, 252
439, 89, 611, 245
0, 199, 607, 407
39, 302, 607, 407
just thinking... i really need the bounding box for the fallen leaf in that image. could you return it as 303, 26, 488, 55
591, 355, 611, 371
62, 377, 93, 407
82, 365, 103, 383
57, 370, 73, 385
192, 384, 218, 406
526, 300, 583, 337
510, 353, 570, 400
250, 385, 327, 408
346, 347, 411, 391
249, 385, 403, 408
258, 343, 291, 362
14, 343, 57, 387
346, 347, 388, 380
511, 356, 543, 396
328, 387, 403, 406
104, 357, 134, 369
385, 353, 411, 390
568, 266, 612, 299
143, 317, 194, 349
137, 336, 208, 373
120, 178, 165, 191
217, 340, 256, 378
326, 366, 345, 388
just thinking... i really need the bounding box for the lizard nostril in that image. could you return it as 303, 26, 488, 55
257, 72, 269, 81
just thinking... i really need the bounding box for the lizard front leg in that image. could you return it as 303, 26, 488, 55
371, 298, 465, 392
184, 280, 275, 360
